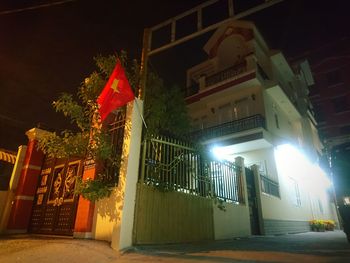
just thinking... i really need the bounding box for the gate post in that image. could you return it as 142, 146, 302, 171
250, 164, 265, 235
73, 159, 97, 238
110, 98, 143, 251
234, 156, 251, 233
6, 128, 47, 233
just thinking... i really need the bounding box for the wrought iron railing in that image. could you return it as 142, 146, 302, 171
260, 175, 280, 198
106, 111, 126, 183
205, 62, 247, 87
190, 114, 266, 141
140, 135, 244, 203
209, 160, 244, 203
185, 62, 248, 98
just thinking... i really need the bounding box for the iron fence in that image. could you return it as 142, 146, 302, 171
106, 111, 126, 183
140, 135, 244, 203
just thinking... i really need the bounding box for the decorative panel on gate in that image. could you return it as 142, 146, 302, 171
29, 157, 82, 236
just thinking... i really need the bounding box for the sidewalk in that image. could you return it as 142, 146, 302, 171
0, 231, 349, 263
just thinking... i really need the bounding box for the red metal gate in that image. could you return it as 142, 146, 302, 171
29, 157, 82, 235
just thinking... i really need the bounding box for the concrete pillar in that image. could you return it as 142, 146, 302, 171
111, 98, 143, 251
250, 164, 265, 235
6, 128, 47, 233
0, 145, 27, 233
234, 156, 251, 234
235, 156, 249, 205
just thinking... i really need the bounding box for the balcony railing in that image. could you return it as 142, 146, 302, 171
206, 62, 247, 87
260, 175, 280, 198
186, 62, 248, 98
190, 114, 266, 141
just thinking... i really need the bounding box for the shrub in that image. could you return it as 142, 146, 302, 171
309, 219, 335, 231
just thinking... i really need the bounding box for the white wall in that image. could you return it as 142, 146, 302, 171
263, 92, 298, 144
241, 148, 279, 181
237, 147, 337, 223
91, 187, 118, 242
213, 203, 250, 239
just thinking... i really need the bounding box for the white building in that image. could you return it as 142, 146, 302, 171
185, 20, 339, 235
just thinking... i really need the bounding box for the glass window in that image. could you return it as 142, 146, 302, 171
318, 198, 324, 214
288, 177, 301, 207
274, 113, 280, 129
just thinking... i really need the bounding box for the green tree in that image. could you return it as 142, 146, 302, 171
38, 51, 190, 201
144, 72, 190, 137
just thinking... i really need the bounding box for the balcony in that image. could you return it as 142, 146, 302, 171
190, 114, 266, 141
185, 60, 256, 99
205, 62, 247, 88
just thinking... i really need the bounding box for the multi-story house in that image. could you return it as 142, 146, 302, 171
185, 20, 338, 235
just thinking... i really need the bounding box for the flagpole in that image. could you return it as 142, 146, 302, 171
133, 98, 147, 129
138, 28, 151, 101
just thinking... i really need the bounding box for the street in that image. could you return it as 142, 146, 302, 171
0, 231, 349, 263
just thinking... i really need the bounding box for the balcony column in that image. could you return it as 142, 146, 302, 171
245, 54, 256, 72
235, 157, 249, 204
198, 75, 206, 90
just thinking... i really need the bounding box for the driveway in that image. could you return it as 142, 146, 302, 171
0, 231, 349, 263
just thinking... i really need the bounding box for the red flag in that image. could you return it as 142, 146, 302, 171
97, 61, 134, 121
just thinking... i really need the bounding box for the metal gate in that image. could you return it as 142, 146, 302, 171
29, 157, 82, 235
245, 167, 260, 235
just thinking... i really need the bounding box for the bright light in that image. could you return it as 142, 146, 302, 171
274, 144, 331, 193
211, 146, 231, 160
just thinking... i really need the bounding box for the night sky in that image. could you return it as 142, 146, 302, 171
1, 0, 349, 151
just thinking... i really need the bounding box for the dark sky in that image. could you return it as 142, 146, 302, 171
0, 0, 349, 151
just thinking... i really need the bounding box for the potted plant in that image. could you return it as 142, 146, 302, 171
317, 220, 326, 232
325, 220, 335, 231
310, 219, 326, 231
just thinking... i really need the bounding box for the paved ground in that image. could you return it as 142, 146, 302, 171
0, 231, 349, 263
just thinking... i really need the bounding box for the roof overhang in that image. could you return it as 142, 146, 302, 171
202, 128, 273, 155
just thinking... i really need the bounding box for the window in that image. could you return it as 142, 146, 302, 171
274, 113, 280, 129
318, 198, 324, 214
326, 70, 341, 86
332, 96, 349, 113
288, 177, 301, 207
218, 103, 232, 124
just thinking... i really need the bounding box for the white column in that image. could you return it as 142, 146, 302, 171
111, 98, 143, 251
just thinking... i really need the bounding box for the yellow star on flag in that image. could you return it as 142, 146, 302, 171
111, 79, 120, 93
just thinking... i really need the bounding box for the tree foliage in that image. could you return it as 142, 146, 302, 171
144, 72, 190, 137
37, 51, 190, 201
